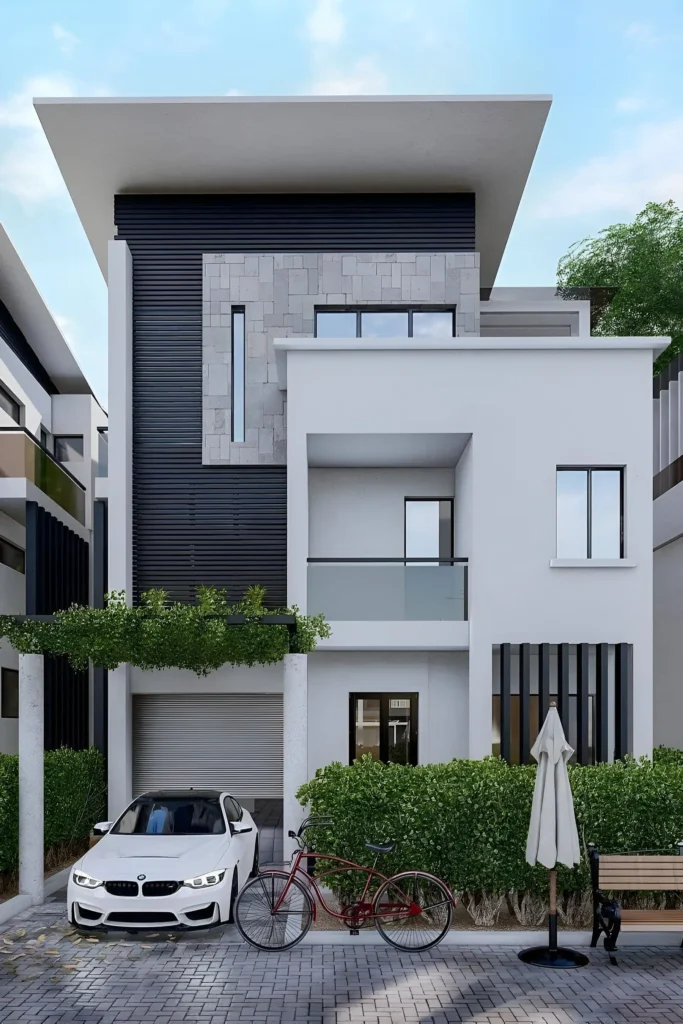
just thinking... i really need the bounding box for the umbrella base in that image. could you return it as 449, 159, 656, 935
518, 946, 590, 969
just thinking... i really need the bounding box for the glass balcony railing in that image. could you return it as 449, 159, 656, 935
0, 428, 86, 524
307, 558, 468, 621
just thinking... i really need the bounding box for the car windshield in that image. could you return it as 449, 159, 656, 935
111, 797, 226, 835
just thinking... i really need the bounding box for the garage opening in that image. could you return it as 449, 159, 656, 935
132, 693, 283, 802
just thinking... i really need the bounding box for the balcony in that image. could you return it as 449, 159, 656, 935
307, 558, 468, 621
0, 428, 86, 525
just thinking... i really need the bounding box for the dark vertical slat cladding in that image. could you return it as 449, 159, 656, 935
519, 643, 531, 764
25, 502, 90, 750
93, 501, 108, 757
539, 643, 551, 729
614, 643, 631, 760
576, 643, 590, 764
595, 643, 609, 763
499, 644, 511, 763
114, 194, 475, 604
0, 298, 56, 395
558, 643, 570, 737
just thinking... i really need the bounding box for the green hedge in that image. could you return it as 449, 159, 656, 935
298, 755, 683, 900
0, 747, 106, 872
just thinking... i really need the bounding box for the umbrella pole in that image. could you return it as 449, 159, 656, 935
548, 869, 558, 951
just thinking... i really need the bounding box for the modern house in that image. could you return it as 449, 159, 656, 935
0, 224, 107, 756
37, 95, 664, 842
652, 358, 683, 749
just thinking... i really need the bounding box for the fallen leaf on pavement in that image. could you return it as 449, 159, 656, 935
15, 929, 25, 938
140, 944, 152, 948
86, 937, 99, 943
37, 934, 46, 943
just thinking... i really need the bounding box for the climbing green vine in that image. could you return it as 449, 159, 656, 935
0, 585, 331, 675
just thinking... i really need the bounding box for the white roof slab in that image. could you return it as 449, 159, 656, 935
0, 225, 93, 395
35, 95, 551, 287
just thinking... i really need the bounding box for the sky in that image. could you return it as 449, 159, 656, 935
1, 0, 683, 406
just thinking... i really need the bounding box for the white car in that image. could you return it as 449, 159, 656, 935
67, 789, 259, 932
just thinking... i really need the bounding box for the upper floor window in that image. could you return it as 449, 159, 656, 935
0, 537, 25, 574
1, 668, 19, 718
315, 308, 455, 339
54, 435, 84, 462
556, 467, 624, 559
405, 498, 453, 560
0, 383, 21, 424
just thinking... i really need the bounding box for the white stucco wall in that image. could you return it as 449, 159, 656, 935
308, 467, 454, 558
307, 650, 469, 775
285, 342, 655, 756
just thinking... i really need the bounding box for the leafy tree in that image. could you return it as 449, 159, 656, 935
557, 201, 683, 374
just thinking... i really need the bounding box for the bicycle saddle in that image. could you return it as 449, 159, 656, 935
365, 841, 395, 855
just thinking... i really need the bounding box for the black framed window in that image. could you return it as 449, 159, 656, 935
315, 307, 455, 339
0, 537, 25, 574
350, 693, 418, 765
0, 384, 21, 424
231, 307, 246, 442
1, 668, 19, 718
556, 467, 624, 558
405, 498, 453, 560
54, 435, 84, 462
222, 796, 242, 823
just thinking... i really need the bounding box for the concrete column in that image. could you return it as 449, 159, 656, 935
670, 381, 679, 466
659, 390, 669, 471
283, 654, 308, 858
467, 623, 492, 759
108, 663, 133, 819
19, 653, 44, 904
107, 239, 134, 814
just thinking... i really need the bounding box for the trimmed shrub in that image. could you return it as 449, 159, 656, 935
0, 747, 106, 872
297, 755, 683, 908
653, 745, 683, 766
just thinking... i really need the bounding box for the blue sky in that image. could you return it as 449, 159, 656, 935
1, 0, 683, 404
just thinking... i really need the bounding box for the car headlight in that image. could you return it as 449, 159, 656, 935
73, 870, 103, 889
183, 869, 226, 889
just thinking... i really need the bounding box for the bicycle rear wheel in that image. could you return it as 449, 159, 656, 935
374, 871, 453, 951
234, 871, 313, 951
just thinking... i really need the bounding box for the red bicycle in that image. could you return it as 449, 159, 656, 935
234, 816, 455, 951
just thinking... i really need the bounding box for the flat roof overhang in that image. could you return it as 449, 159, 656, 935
0, 225, 93, 395
35, 95, 551, 287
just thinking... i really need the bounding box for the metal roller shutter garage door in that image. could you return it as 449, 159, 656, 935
133, 694, 283, 799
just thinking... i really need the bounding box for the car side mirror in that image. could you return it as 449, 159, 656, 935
92, 821, 113, 836
231, 820, 253, 835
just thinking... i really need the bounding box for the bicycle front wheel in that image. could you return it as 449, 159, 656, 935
234, 871, 313, 951
374, 871, 453, 951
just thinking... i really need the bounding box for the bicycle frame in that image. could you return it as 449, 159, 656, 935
272, 849, 454, 922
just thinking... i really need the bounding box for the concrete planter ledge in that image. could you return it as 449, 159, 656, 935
300, 928, 682, 947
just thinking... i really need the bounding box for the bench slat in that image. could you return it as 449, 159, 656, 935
622, 910, 683, 927
598, 856, 683, 890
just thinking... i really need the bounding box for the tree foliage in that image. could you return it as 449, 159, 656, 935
0, 585, 331, 675
557, 201, 683, 374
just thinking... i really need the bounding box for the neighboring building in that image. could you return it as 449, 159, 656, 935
0, 224, 107, 755
37, 95, 663, 837
652, 358, 683, 749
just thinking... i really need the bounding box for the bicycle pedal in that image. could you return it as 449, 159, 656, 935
350, 929, 360, 936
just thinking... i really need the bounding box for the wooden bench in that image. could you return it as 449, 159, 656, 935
589, 846, 683, 963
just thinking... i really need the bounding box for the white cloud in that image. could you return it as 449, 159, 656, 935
615, 95, 646, 114
306, 0, 345, 45
535, 117, 683, 219
52, 24, 78, 55
0, 75, 75, 204
310, 57, 389, 95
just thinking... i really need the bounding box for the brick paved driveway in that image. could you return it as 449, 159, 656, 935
2, 896, 683, 1023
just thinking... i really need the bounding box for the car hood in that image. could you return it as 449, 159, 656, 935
77, 835, 232, 881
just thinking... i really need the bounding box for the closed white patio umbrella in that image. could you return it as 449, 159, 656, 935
518, 704, 589, 969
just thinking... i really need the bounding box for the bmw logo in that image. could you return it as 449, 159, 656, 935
137, 874, 146, 881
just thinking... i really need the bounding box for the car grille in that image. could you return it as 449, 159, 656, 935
104, 881, 139, 897
142, 881, 181, 897
107, 911, 178, 924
